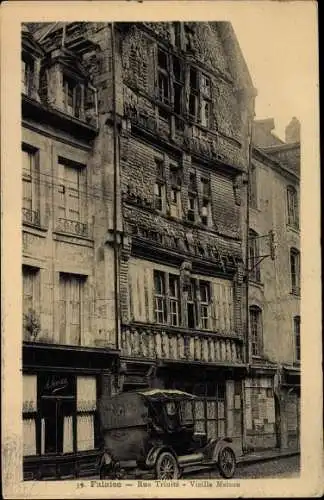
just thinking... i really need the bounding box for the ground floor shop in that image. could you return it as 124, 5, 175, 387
244, 366, 300, 452
22, 342, 118, 480
118, 359, 247, 458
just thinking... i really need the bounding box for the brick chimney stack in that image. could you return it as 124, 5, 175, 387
285, 117, 300, 144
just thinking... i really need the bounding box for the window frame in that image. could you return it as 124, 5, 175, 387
22, 265, 40, 335
249, 305, 263, 357
294, 316, 301, 362
248, 229, 261, 283
290, 248, 301, 295
59, 273, 86, 345
63, 74, 83, 118
154, 270, 167, 324
287, 185, 299, 229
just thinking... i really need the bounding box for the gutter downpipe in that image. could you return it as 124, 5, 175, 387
111, 22, 120, 352
242, 108, 254, 454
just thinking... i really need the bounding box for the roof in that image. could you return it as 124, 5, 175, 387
138, 389, 197, 401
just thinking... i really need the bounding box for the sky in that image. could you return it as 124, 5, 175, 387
229, 5, 317, 141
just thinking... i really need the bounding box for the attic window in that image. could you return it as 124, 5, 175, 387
63, 76, 82, 118
22, 54, 34, 96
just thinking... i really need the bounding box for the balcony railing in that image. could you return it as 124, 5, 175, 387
22, 208, 40, 226
121, 324, 243, 364
56, 218, 90, 238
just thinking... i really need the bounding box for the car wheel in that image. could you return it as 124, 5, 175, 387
155, 451, 179, 480
218, 446, 236, 479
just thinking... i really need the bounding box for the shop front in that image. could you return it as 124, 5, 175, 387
156, 361, 247, 457
23, 342, 119, 480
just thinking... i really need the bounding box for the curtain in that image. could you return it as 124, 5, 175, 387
63, 416, 73, 453
77, 376, 96, 412
23, 375, 37, 413
77, 414, 94, 451
23, 419, 36, 456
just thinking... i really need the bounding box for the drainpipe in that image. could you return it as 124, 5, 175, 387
111, 22, 120, 351
245, 121, 252, 367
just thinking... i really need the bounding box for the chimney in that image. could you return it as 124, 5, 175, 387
285, 117, 300, 143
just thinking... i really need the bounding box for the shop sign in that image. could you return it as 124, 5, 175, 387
41, 375, 73, 396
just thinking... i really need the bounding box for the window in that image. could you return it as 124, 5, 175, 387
189, 68, 199, 120
249, 306, 262, 357
187, 280, 197, 329
169, 274, 180, 326
157, 49, 170, 105
172, 56, 184, 116
200, 281, 210, 330
23, 265, 40, 338
294, 316, 301, 362
22, 147, 40, 226
249, 165, 257, 209
38, 374, 98, 456
249, 229, 261, 282
188, 68, 212, 126
57, 159, 88, 236
290, 248, 300, 295
153, 158, 166, 212
188, 171, 198, 222
188, 194, 197, 222
170, 164, 182, 218
63, 76, 82, 118
287, 186, 299, 229
200, 177, 211, 226
200, 74, 211, 127
173, 22, 182, 49
22, 54, 34, 96
154, 271, 167, 324
59, 274, 86, 345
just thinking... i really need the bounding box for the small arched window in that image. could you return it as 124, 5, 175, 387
249, 305, 263, 357
287, 186, 299, 229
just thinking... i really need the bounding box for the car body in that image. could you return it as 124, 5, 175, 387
98, 388, 236, 479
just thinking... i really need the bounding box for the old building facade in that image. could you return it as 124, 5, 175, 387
245, 118, 300, 451
21, 21, 300, 479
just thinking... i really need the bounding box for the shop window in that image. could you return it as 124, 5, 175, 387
57, 158, 88, 237
294, 316, 301, 362
59, 273, 86, 345
287, 185, 299, 229
249, 306, 263, 357
290, 248, 300, 295
39, 374, 75, 455
22, 146, 40, 226
77, 376, 97, 451
249, 229, 261, 282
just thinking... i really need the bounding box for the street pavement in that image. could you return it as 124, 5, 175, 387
185, 454, 300, 479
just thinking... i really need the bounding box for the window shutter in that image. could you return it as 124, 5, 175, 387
145, 267, 154, 323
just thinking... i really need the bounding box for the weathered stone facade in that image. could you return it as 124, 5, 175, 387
245, 119, 300, 451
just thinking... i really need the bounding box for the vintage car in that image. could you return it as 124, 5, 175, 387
98, 388, 237, 479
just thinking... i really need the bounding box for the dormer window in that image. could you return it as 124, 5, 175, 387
63, 76, 82, 118
22, 54, 34, 96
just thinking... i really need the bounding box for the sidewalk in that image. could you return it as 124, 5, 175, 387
237, 448, 300, 467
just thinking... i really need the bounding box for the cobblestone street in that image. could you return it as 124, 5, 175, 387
186, 455, 300, 479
